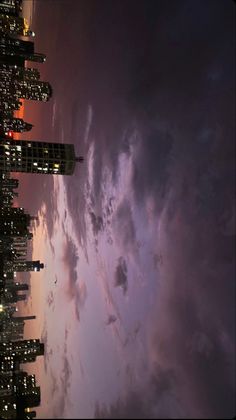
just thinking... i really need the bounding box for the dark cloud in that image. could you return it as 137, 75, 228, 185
41, 323, 54, 374
50, 370, 59, 399
95, 391, 152, 419
92, 1, 235, 414
113, 200, 137, 255
89, 211, 104, 236
114, 256, 128, 295
94, 365, 186, 419
52, 341, 72, 418
96, 193, 236, 418
63, 235, 88, 321
63, 234, 79, 298
105, 314, 117, 326
61, 354, 72, 395
47, 290, 54, 309
144, 208, 236, 418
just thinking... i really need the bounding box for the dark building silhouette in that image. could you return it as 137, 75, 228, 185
0, 207, 32, 237
0, 14, 34, 37
0, 0, 22, 17
0, 117, 33, 134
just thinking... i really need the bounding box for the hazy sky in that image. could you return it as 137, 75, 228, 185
17, 0, 235, 418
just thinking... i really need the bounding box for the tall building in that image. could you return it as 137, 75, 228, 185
0, 14, 34, 37
0, 64, 40, 81
0, 53, 25, 67
0, 371, 37, 398
0, 51, 46, 65
0, 35, 34, 55
6, 260, 44, 273
13, 79, 51, 101
0, 339, 44, 363
1, 291, 26, 303
0, 79, 52, 102
0, 0, 22, 17
0, 97, 21, 116
0, 207, 32, 237
5, 283, 29, 292
0, 138, 84, 175
0, 117, 33, 133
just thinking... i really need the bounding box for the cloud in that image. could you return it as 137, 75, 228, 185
62, 234, 88, 321
84, 104, 93, 144
89, 211, 104, 237
96, 189, 235, 418
40, 323, 54, 374
114, 256, 128, 295
94, 365, 183, 418
47, 290, 55, 309
94, 391, 152, 419
52, 340, 72, 418
145, 205, 236, 418
105, 314, 117, 326
113, 199, 139, 257
92, 1, 235, 406
50, 370, 59, 399
63, 234, 79, 299
61, 354, 72, 396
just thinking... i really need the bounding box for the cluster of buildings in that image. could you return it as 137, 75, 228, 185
0, 1, 83, 418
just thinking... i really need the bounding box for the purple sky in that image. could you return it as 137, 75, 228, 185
18, 0, 235, 418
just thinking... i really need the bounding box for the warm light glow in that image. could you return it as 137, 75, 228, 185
23, 18, 29, 35
5, 131, 13, 137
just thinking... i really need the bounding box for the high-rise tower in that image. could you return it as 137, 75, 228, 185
0, 79, 52, 102
0, 207, 32, 237
0, 14, 35, 37
0, 0, 22, 17
0, 117, 33, 133
8, 260, 44, 272
0, 138, 83, 175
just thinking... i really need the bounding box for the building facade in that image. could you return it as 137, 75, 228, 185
0, 138, 83, 175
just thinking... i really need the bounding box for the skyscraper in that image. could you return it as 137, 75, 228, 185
6, 283, 29, 292
0, 14, 34, 37
0, 64, 40, 81
0, 207, 32, 237
0, 0, 22, 17
7, 260, 44, 273
0, 138, 84, 175
0, 339, 44, 364
0, 79, 52, 102
0, 35, 34, 55
0, 117, 33, 133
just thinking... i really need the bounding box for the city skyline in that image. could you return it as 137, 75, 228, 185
0, 1, 84, 418
1, 0, 235, 419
